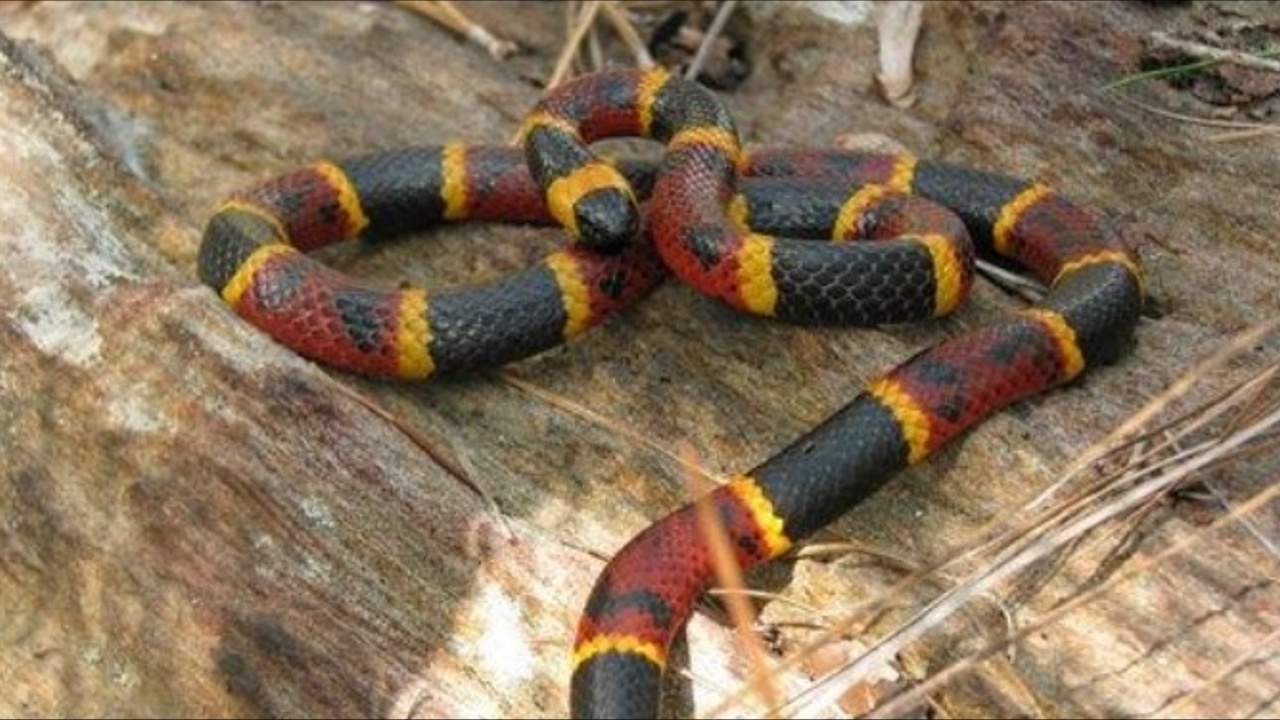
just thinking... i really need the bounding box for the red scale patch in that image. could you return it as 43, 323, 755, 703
575, 486, 775, 652
461, 148, 554, 223
742, 148, 902, 186
236, 252, 403, 377
649, 146, 752, 306
1007, 194, 1114, 283
542, 72, 647, 141
571, 241, 669, 324
232, 167, 356, 252
886, 316, 1069, 452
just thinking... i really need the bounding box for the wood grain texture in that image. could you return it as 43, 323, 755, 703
0, 1, 1276, 717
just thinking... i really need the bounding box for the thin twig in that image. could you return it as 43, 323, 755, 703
702, 318, 1280, 719
1107, 90, 1280, 134
1207, 125, 1280, 143
1104, 44, 1280, 92
601, 0, 655, 69
323, 377, 516, 542
1149, 626, 1280, 717
498, 371, 722, 492
684, 0, 738, 81
1148, 31, 1280, 73
547, 0, 604, 90
1057, 315, 1280, 479
395, 0, 519, 60
867, 464, 1280, 719
587, 17, 604, 71
782, 380, 1280, 718
976, 258, 1047, 303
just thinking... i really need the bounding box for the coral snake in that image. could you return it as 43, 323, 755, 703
197, 66, 1144, 718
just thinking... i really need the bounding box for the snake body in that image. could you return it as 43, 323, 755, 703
197, 146, 666, 378
196, 66, 1143, 720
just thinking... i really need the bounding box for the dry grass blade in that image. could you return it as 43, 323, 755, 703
498, 370, 721, 492
684, 0, 738, 81
825, 319, 1280, 717
703, 317, 1280, 718
394, 0, 518, 60
1149, 626, 1280, 716
685, 444, 783, 718
1054, 315, 1280, 481
601, 1, 655, 69
1105, 91, 1280, 139
1148, 31, 1280, 74
322, 375, 517, 542
975, 257, 1048, 304
868, 459, 1280, 719
1206, 125, 1280, 143
547, 0, 603, 90
707, 587, 827, 621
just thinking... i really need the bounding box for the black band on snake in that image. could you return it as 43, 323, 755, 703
197, 65, 1143, 719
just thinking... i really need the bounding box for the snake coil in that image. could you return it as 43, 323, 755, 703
197, 66, 1144, 719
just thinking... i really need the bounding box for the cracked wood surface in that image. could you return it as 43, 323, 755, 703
1, 2, 1277, 717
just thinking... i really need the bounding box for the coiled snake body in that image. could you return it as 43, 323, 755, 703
198, 67, 1143, 719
